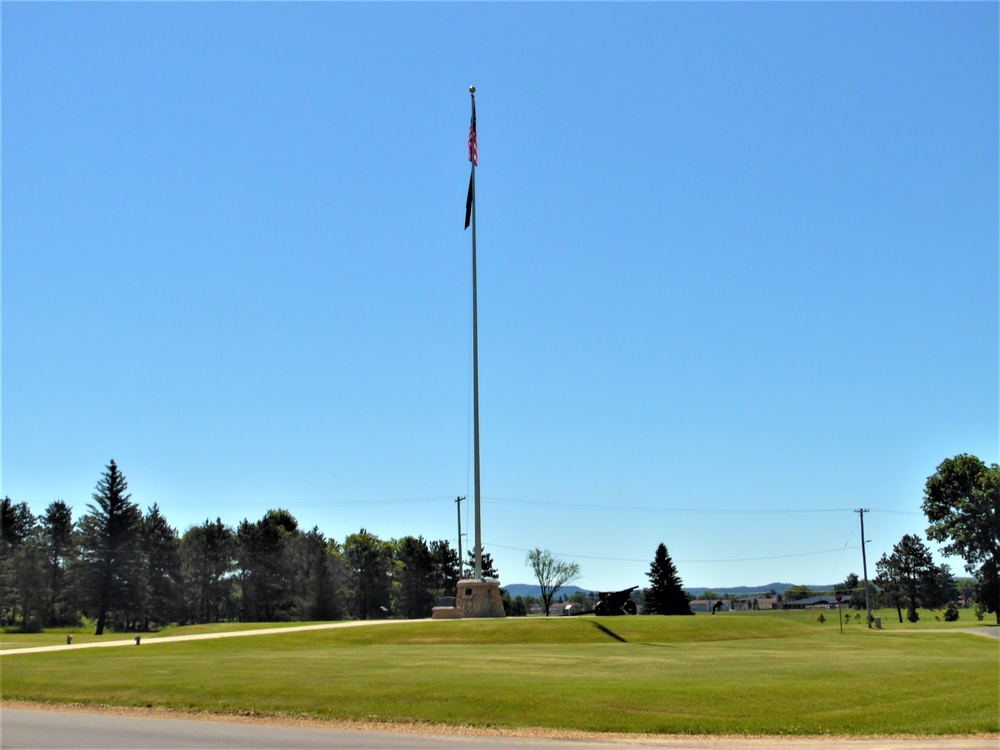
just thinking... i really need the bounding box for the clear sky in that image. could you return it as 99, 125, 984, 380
3, 2, 997, 592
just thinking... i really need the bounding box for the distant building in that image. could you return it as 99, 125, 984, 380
689, 597, 779, 612
778, 595, 847, 610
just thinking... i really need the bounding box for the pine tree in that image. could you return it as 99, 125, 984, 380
75, 460, 143, 634
393, 536, 436, 619
235, 509, 298, 622
644, 543, 693, 615
465, 549, 500, 579
875, 534, 935, 623
1, 498, 36, 627
41, 500, 75, 626
142, 503, 182, 629
286, 527, 344, 621
429, 539, 460, 598
180, 518, 235, 623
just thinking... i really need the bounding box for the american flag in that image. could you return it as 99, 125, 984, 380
468, 100, 478, 166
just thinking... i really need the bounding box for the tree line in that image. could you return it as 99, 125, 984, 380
0, 460, 483, 632
2, 453, 995, 630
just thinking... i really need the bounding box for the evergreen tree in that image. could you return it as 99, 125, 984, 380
180, 518, 235, 623
393, 536, 436, 619
1, 497, 36, 627
41, 501, 76, 626
74, 460, 143, 634
16, 530, 49, 631
464, 549, 500, 579
235, 509, 298, 622
429, 539, 460, 598
287, 528, 346, 621
141, 503, 182, 629
644, 543, 693, 615
1, 499, 50, 630
343, 529, 393, 620
875, 534, 935, 623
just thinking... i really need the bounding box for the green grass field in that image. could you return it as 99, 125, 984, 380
2, 611, 997, 737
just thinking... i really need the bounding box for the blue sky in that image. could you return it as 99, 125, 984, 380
3, 2, 997, 592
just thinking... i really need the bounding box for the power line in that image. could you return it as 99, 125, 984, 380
487, 497, 858, 514
153, 494, 923, 516
486, 541, 860, 565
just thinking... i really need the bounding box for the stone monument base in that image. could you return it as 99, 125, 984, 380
430, 606, 464, 619
455, 578, 506, 618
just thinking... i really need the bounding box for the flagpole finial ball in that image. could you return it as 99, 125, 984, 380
469, 85, 476, 93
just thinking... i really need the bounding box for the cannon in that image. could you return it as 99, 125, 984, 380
594, 586, 638, 616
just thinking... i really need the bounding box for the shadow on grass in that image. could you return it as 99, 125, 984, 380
590, 621, 628, 642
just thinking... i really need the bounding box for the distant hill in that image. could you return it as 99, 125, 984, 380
502, 584, 598, 599
683, 583, 836, 597
502, 582, 837, 599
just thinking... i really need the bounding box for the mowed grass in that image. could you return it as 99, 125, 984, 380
2, 613, 997, 736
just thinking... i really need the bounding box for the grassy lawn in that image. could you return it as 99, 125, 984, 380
1, 612, 996, 736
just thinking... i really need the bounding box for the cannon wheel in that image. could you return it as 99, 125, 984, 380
623, 600, 637, 615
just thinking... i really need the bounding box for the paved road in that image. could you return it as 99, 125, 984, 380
2, 708, 997, 750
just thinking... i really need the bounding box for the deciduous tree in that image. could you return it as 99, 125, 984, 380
922, 454, 1000, 623
525, 548, 580, 616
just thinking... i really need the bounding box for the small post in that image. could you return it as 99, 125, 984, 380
134, 635, 141, 646
66, 635, 73, 645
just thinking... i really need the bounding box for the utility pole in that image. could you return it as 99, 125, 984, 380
857, 508, 873, 628
455, 496, 464, 577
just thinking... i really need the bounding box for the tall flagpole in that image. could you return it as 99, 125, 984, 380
468, 86, 482, 580
448, 86, 502, 617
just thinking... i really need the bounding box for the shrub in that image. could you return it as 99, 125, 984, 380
943, 602, 960, 622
